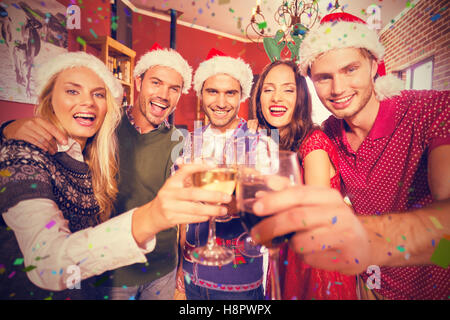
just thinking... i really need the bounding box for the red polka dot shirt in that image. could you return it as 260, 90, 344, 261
323, 90, 450, 300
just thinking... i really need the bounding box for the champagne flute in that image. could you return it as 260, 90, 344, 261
188, 131, 237, 266
236, 150, 302, 299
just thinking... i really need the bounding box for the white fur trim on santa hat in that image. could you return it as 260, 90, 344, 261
36, 51, 123, 104
193, 56, 253, 102
374, 74, 404, 101
299, 21, 384, 76
134, 48, 192, 94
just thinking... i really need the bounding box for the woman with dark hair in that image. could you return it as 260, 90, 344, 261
249, 60, 357, 300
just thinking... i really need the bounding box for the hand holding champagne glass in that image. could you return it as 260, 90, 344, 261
188, 132, 238, 266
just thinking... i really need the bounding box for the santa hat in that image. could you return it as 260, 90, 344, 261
299, 12, 404, 101
134, 43, 192, 94
36, 51, 123, 104
193, 48, 253, 102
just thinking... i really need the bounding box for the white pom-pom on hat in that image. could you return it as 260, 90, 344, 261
36, 51, 123, 104
193, 48, 253, 102
133, 43, 192, 94
299, 12, 404, 100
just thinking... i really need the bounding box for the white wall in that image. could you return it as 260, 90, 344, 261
306, 77, 332, 126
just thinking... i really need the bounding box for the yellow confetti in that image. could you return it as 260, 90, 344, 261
429, 216, 443, 229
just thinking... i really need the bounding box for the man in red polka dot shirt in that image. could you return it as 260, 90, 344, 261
251, 13, 449, 300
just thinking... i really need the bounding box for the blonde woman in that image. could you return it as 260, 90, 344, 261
0, 52, 229, 299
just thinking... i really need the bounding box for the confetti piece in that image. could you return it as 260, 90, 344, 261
229, 8, 234, 13
430, 238, 450, 268
0, 169, 12, 177
93, 275, 109, 287
430, 13, 441, 22
76, 36, 86, 47
396, 245, 405, 252
46, 220, 56, 229
13, 258, 24, 266
430, 216, 444, 229
258, 21, 267, 29
355, 258, 359, 264
331, 216, 337, 225
89, 28, 98, 39
8, 271, 16, 278
184, 274, 191, 285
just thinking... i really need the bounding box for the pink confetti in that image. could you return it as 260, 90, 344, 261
46, 220, 56, 229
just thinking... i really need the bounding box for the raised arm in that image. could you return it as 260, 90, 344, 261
2, 117, 68, 153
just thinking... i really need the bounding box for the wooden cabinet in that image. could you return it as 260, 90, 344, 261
82, 36, 136, 106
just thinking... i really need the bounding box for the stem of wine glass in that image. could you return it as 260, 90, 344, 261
206, 216, 217, 250
268, 247, 281, 300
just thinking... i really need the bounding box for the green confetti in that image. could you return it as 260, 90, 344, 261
229, 8, 234, 13
22, 265, 37, 272
76, 36, 86, 47
396, 245, 406, 252
13, 258, 24, 266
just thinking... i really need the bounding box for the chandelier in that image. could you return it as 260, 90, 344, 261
246, 0, 343, 61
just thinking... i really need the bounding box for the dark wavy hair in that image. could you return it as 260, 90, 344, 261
252, 60, 317, 152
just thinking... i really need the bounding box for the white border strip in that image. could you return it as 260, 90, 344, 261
121, 0, 255, 43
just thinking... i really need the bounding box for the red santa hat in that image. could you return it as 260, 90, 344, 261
299, 12, 404, 101
193, 48, 253, 102
133, 43, 192, 94
36, 51, 123, 104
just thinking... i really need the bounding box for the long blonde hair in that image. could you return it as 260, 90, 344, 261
35, 71, 122, 221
